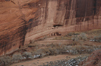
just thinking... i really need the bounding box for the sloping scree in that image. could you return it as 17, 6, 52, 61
39, 56, 88, 66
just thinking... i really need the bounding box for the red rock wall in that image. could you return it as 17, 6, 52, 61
0, 0, 101, 55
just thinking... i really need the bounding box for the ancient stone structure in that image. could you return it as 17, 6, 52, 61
0, 0, 101, 55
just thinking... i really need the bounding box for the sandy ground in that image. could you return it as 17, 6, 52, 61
35, 40, 70, 45
34, 36, 101, 46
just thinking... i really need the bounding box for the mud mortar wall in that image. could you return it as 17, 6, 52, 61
0, 0, 101, 55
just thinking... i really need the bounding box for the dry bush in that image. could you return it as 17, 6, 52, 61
42, 48, 51, 55
22, 52, 33, 59
79, 33, 87, 41
72, 35, 79, 41
72, 33, 87, 41
33, 49, 43, 55
0, 56, 12, 66
32, 44, 66, 56
93, 34, 101, 42
71, 33, 87, 45
12, 53, 23, 62
72, 40, 84, 45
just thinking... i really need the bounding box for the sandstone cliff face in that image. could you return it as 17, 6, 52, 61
0, 0, 101, 55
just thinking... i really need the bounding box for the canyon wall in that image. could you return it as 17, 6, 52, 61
0, 0, 101, 55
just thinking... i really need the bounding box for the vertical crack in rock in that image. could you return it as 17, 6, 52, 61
64, 0, 71, 26
18, 2, 27, 48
